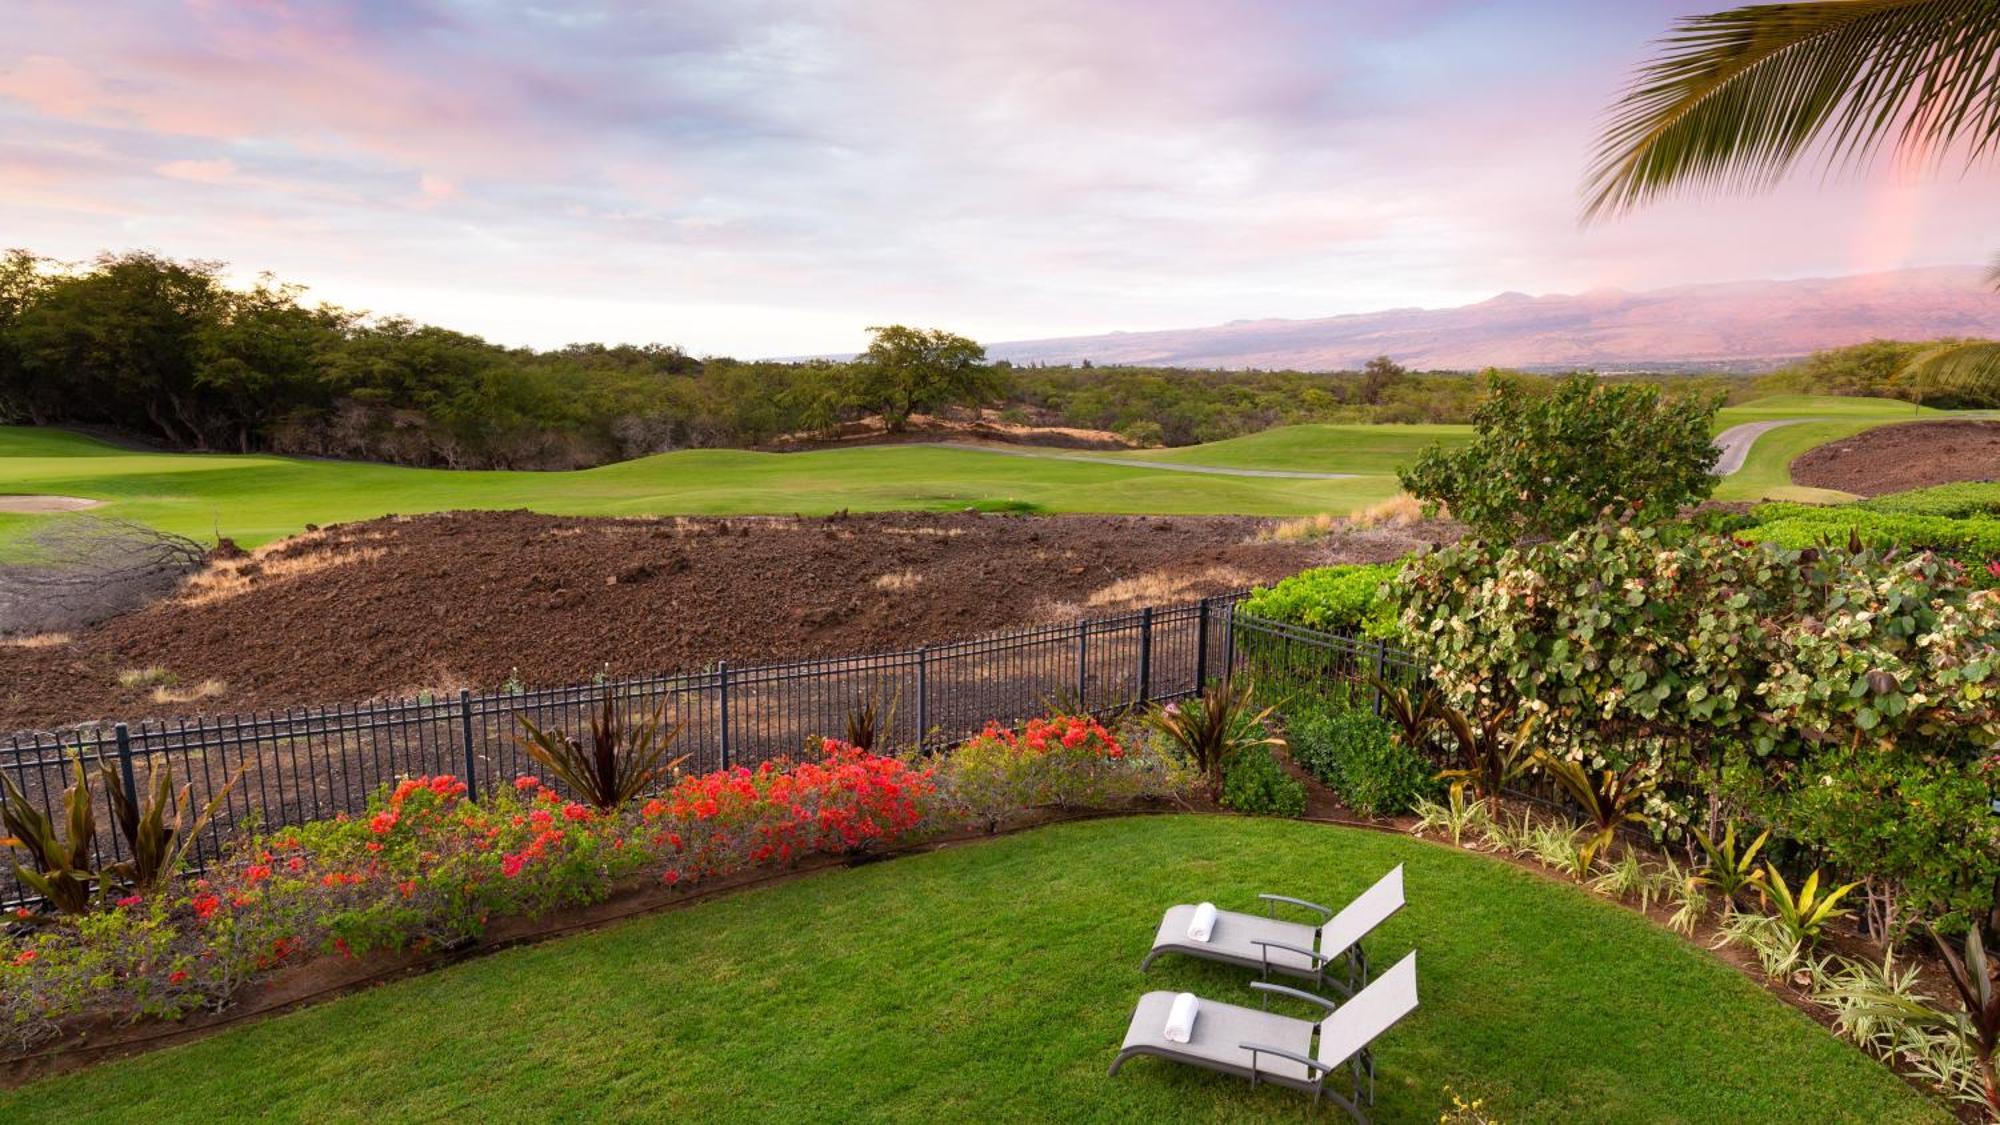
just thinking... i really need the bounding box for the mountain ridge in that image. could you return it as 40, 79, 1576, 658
986, 265, 2000, 372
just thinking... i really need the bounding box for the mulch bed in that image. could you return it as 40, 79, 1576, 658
1792, 420, 2000, 496
0, 509, 1461, 732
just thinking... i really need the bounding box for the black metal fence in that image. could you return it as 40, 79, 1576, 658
1, 592, 1271, 905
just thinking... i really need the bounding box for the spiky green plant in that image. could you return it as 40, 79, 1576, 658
1763, 864, 1862, 945
1144, 678, 1283, 793
1690, 823, 1771, 906
99, 762, 245, 895
842, 692, 898, 753
1366, 676, 1442, 758
0, 757, 97, 914
1533, 753, 1656, 866
517, 695, 684, 811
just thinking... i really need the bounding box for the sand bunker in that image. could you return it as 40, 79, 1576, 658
0, 495, 104, 513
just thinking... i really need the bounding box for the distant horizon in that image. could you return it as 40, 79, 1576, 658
7, 2, 1999, 356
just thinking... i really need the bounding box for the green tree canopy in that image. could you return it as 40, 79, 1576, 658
1398, 374, 1722, 541
852, 325, 993, 429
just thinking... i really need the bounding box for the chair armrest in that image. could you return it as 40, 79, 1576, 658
1241, 1040, 1332, 1076
1258, 893, 1334, 921
1250, 980, 1339, 1013
1249, 938, 1330, 967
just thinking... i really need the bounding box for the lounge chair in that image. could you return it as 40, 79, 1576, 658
1141, 864, 1404, 993
1108, 950, 1419, 1122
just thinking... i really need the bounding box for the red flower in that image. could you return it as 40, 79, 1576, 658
191, 893, 221, 920
168, 969, 189, 984
501, 854, 526, 878
514, 775, 541, 791
116, 894, 143, 908
245, 864, 272, 884
561, 803, 591, 822
369, 810, 399, 835
12, 949, 36, 966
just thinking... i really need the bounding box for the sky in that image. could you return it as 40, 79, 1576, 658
4, 0, 1997, 357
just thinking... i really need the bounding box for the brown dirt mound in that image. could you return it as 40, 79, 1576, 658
1791, 419, 2000, 496
0, 510, 1451, 732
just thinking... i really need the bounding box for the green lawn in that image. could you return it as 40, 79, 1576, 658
0, 816, 1943, 1123
0, 427, 1401, 551
0, 395, 1953, 551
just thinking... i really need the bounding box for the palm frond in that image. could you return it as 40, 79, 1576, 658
1586, 1, 2000, 220
1986, 251, 2000, 289
1899, 338, 2000, 404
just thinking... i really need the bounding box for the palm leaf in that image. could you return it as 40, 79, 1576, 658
1899, 338, 2000, 404
1587, 1, 2000, 220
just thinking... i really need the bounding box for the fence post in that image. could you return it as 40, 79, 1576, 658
1370, 638, 1388, 715
1074, 621, 1088, 710
718, 661, 732, 771
1136, 607, 1153, 706
458, 690, 478, 800
915, 646, 929, 752
114, 723, 137, 806
1222, 601, 1237, 682
1194, 598, 1210, 691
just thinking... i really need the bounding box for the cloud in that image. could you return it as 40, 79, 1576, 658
156, 158, 237, 183
0, 0, 1995, 358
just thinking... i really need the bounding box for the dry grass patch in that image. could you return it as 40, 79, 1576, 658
179, 543, 388, 607
150, 679, 226, 706
1264, 495, 1435, 541
873, 569, 924, 592
116, 666, 174, 689
1082, 566, 1255, 611
1, 632, 72, 649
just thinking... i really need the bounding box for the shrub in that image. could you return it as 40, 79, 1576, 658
1241, 563, 1402, 638
1286, 698, 1437, 816
1144, 678, 1282, 791
1862, 482, 2000, 519
1220, 747, 1307, 817
1743, 503, 2000, 586
931, 715, 1184, 831
1399, 373, 1722, 541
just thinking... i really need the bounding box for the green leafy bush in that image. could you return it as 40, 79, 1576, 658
1861, 482, 2000, 519
1399, 373, 1722, 541
1219, 748, 1307, 817
1286, 698, 1438, 816
1242, 563, 1402, 637
1744, 503, 2000, 565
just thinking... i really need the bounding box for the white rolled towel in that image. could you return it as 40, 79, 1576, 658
1187, 901, 1217, 943
1164, 992, 1200, 1044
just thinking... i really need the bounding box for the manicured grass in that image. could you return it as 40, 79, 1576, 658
0, 395, 1959, 551
0, 816, 1943, 1123
0, 427, 1401, 550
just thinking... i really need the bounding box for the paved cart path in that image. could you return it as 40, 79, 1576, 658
1710, 418, 1825, 475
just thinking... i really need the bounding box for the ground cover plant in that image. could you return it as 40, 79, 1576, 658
0, 816, 1944, 1123
1239, 562, 1401, 638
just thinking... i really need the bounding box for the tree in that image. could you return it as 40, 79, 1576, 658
1358, 355, 1406, 405
195, 276, 350, 451
851, 325, 991, 430
1398, 374, 1722, 541
1588, 2, 2000, 383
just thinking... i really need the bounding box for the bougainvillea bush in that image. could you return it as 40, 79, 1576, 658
1, 717, 1193, 1056
930, 715, 1188, 832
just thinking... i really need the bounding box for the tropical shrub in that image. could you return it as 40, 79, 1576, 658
1398, 373, 1722, 541
1286, 698, 1437, 816
1219, 748, 1307, 818
1761, 866, 1861, 947
1862, 482, 2000, 519
1742, 503, 2000, 586
929, 715, 1182, 831
516, 695, 684, 810
1144, 679, 1282, 792
1241, 563, 1402, 638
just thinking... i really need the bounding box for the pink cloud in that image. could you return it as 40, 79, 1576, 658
155, 157, 237, 183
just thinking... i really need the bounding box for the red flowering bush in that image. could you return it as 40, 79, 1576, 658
642, 740, 936, 882
933, 714, 1189, 831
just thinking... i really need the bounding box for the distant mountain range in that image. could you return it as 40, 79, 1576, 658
987, 265, 2000, 373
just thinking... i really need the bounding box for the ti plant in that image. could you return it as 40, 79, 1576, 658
1762, 864, 1860, 946
0, 757, 98, 915
1145, 678, 1283, 793
1435, 702, 1535, 808
1532, 753, 1655, 866
1933, 920, 2000, 1116
1366, 676, 1441, 758
842, 693, 897, 753
517, 695, 685, 811
99, 762, 245, 895
1689, 823, 1770, 907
